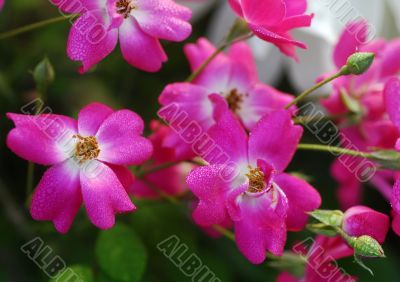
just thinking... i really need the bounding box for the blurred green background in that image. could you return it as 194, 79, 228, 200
1, 1, 400, 281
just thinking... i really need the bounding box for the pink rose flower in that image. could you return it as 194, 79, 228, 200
187, 96, 321, 264
51, 0, 192, 73
383, 77, 400, 236
342, 206, 390, 244
6, 102, 153, 233
159, 38, 294, 160
130, 120, 193, 198
228, 0, 313, 59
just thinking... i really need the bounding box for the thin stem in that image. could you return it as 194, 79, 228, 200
297, 143, 375, 159
285, 69, 346, 109
212, 225, 235, 241
0, 15, 76, 40
136, 162, 178, 178
185, 33, 253, 83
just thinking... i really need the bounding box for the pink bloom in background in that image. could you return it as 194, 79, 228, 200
321, 21, 400, 212
228, 0, 313, 59
342, 205, 390, 244
6, 102, 153, 233
278, 236, 356, 282
130, 120, 193, 198
187, 96, 321, 264
384, 77, 400, 236
0, 0, 4, 10
51, 0, 192, 73
159, 38, 294, 160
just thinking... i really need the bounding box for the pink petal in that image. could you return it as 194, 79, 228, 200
283, 0, 307, 16
67, 10, 118, 73
184, 37, 217, 71
391, 178, 400, 214
241, 84, 294, 130
392, 212, 400, 236
343, 206, 390, 244
0, 0, 4, 10
248, 110, 303, 171
187, 165, 231, 226
134, 0, 192, 41
241, 0, 285, 26
81, 160, 136, 229
108, 164, 135, 192
381, 40, 400, 78
119, 18, 167, 72
333, 21, 368, 68
30, 159, 82, 233
207, 95, 248, 164
96, 109, 153, 165
234, 188, 288, 264
227, 41, 258, 88
274, 173, 321, 231
384, 77, 400, 130
277, 272, 298, 282
50, 0, 102, 13
78, 102, 114, 136
6, 113, 77, 165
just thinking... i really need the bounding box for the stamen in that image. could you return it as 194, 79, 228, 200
73, 135, 100, 163
116, 0, 135, 18
225, 89, 246, 113
246, 166, 266, 193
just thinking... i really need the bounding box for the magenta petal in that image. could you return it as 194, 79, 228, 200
30, 159, 81, 233
0, 0, 4, 10
241, 0, 285, 26
108, 164, 135, 192
343, 206, 389, 244
248, 110, 303, 171
78, 102, 114, 136
333, 21, 367, 68
274, 173, 321, 231
187, 165, 231, 227
283, 0, 307, 16
6, 113, 77, 165
81, 160, 136, 229
234, 189, 288, 264
96, 110, 153, 165
207, 95, 248, 164
392, 212, 400, 236
384, 77, 400, 130
119, 18, 167, 72
228, 0, 243, 17
277, 272, 298, 282
134, 0, 192, 42
67, 10, 118, 73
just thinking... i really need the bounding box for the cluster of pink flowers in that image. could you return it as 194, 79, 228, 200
4, 0, 400, 280
320, 21, 400, 236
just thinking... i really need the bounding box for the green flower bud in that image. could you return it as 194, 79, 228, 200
33, 57, 55, 92
341, 52, 375, 75
353, 235, 385, 258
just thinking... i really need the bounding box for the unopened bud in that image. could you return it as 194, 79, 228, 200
353, 235, 385, 258
341, 52, 375, 75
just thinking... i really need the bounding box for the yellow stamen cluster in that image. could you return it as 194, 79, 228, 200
246, 166, 266, 193
116, 0, 135, 18
73, 135, 100, 163
225, 89, 246, 113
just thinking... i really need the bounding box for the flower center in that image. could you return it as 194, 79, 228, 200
116, 0, 135, 18
73, 135, 100, 163
246, 166, 266, 193
225, 89, 246, 113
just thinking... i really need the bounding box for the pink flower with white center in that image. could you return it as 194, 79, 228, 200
186, 95, 321, 264
384, 77, 400, 236
130, 120, 193, 198
51, 0, 192, 73
342, 206, 390, 244
278, 236, 356, 282
159, 38, 294, 160
228, 0, 313, 59
6, 102, 153, 233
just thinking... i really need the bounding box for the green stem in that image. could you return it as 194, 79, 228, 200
285, 68, 346, 109
212, 225, 235, 241
0, 15, 76, 40
297, 143, 375, 159
136, 162, 178, 178
185, 33, 253, 83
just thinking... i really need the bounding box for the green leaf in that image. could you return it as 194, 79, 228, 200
306, 223, 338, 237
95, 224, 147, 282
308, 209, 344, 227
50, 265, 93, 282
